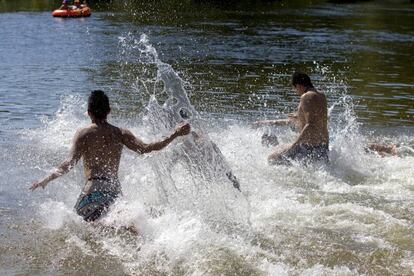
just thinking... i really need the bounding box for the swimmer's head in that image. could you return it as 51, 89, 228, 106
292, 72, 313, 94
88, 90, 111, 120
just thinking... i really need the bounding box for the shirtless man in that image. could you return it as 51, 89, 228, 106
253, 72, 329, 165
30, 90, 190, 222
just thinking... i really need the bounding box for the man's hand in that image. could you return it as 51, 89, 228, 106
29, 179, 48, 191
175, 123, 191, 137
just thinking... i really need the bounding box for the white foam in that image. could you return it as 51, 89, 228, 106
299, 264, 357, 276
26, 33, 414, 274
39, 200, 82, 230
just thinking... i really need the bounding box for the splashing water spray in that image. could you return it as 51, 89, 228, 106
118, 34, 251, 228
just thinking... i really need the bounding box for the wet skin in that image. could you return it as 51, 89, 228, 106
253, 84, 328, 163
29, 111, 190, 191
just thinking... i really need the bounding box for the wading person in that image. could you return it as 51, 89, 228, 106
253, 72, 329, 165
30, 90, 190, 223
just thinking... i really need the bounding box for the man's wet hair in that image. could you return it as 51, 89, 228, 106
88, 90, 110, 119
292, 72, 313, 88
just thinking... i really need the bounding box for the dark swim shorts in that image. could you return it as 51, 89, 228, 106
74, 178, 120, 222
273, 143, 329, 165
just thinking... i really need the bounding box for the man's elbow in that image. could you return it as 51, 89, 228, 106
139, 144, 152, 154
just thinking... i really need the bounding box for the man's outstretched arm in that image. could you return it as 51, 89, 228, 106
251, 113, 298, 129
122, 123, 190, 154
29, 130, 84, 191
251, 118, 291, 128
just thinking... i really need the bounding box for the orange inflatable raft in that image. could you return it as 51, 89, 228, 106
52, 7, 91, 17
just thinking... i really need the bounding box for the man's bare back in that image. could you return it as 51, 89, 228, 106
78, 123, 124, 180
253, 72, 329, 165
295, 90, 328, 146
30, 90, 190, 222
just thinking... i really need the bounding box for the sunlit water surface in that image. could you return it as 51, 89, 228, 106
1, 2, 414, 275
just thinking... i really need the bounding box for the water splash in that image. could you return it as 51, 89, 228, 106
15, 34, 414, 276
117, 33, 250, 226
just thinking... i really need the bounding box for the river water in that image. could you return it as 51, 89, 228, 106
1, 1, 414, 275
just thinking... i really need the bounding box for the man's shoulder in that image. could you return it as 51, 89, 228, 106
106, 124, 128, 138
119, 127, 133, 136
76, 124, 95, 134
74, 125, 94, 140
301, 90, 325, 101
75, 124, 125, 141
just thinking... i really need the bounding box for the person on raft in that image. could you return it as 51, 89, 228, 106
73, 0, 88, 9
253, 72, 329, 165
58, 0, 70, 10
73, 0, 81, 9
30, 90, 190, 224
58, 0, 87, 10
